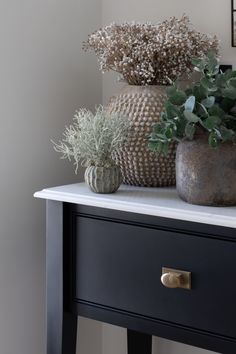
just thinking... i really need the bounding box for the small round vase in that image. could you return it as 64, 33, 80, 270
176, 134, 236, 206
107, 85, 176, 187
84, 165, 123, 194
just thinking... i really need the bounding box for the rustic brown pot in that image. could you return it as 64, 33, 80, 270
107, 85, 176, 187
176, 133, 236, 206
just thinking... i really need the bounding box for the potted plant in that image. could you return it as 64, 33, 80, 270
149, 52, 236, 206
84, 16, 219, 187
52, 106, 130, 194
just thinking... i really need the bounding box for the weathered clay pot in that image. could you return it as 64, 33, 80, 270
176, 133, 236, 206
84, 165, 122, 194
107, 85, 176, 187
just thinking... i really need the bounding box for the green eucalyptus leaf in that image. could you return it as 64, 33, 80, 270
183, 110, 199, 123
229, 77, 236, 88
220, 98, 235, 112
175, 115, 187, 137
162, 142, 169, 155
149, 140, 169, 154
185, 123, 196, 140
192, 56, 207, 72
166, 86, 177, 97
148, 141, 160, 151
220, 126, 235, 141
151, 133, 166, 141
211, 65, 220, 76
193, 85, 207, 101
153, 123, 164, 134
230, 105, 236, 115
169, 90, 187, 106
184, 96, 196, 112
207, 52, 219, 74
222, 87, 236, 100
165, 101, 180, 119
200, 77, 217, 92
208, 105, 225, 118
196, 102, 208, 118
207, 59, 219, 74
224, 70, 236, 81
215, 74, 226, 87
149, 132, 159, 140
165, 127, 174, 139
201, 96, 215, 108
214, 129, 222, 139
200, 77, 210, 90
204, 116, 221, 130
160, 111, 167, 120
208, 131, 219, 148
192, 58, 203, 67
185, 88, 194, 96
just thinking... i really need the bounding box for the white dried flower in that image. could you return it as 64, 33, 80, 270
52, 106, 130, 173
83, 15, 219, 85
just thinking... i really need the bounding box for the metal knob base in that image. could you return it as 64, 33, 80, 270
161, 267, 191, 290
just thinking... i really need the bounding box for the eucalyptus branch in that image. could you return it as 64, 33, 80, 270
149, 52, 236, 154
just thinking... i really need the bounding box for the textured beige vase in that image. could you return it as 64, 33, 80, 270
107, 85, 176, 187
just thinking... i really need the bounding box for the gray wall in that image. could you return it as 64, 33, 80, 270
0, 1, 101, 353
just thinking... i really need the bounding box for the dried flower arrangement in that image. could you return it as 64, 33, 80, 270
52, 106, 130, 173
83, 15, 219, 85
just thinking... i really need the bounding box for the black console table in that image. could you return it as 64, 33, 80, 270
34, 183, 236, 354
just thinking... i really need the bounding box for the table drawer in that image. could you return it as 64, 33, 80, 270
74, 215, 236, 338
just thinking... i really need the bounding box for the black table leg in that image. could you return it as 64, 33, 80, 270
46, 200, 77, 354
127, 329, 152, 354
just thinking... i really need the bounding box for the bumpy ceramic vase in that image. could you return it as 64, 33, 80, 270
84, 165, 123, 194
176, 133, 236, 206
107, 85, 176, 187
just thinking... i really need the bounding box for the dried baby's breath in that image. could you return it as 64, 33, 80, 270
83, 15, 219, 85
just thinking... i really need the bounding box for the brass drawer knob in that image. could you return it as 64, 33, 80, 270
161, 267, 191, 290
161, 272, 182, 288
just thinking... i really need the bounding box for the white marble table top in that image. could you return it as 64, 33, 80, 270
34, 183, 236, 229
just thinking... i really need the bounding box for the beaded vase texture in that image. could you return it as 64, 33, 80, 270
107, 85, 176, 187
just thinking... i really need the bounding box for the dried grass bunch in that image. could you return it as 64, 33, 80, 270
52, 106, 130, 172
83, 15, 219, 85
